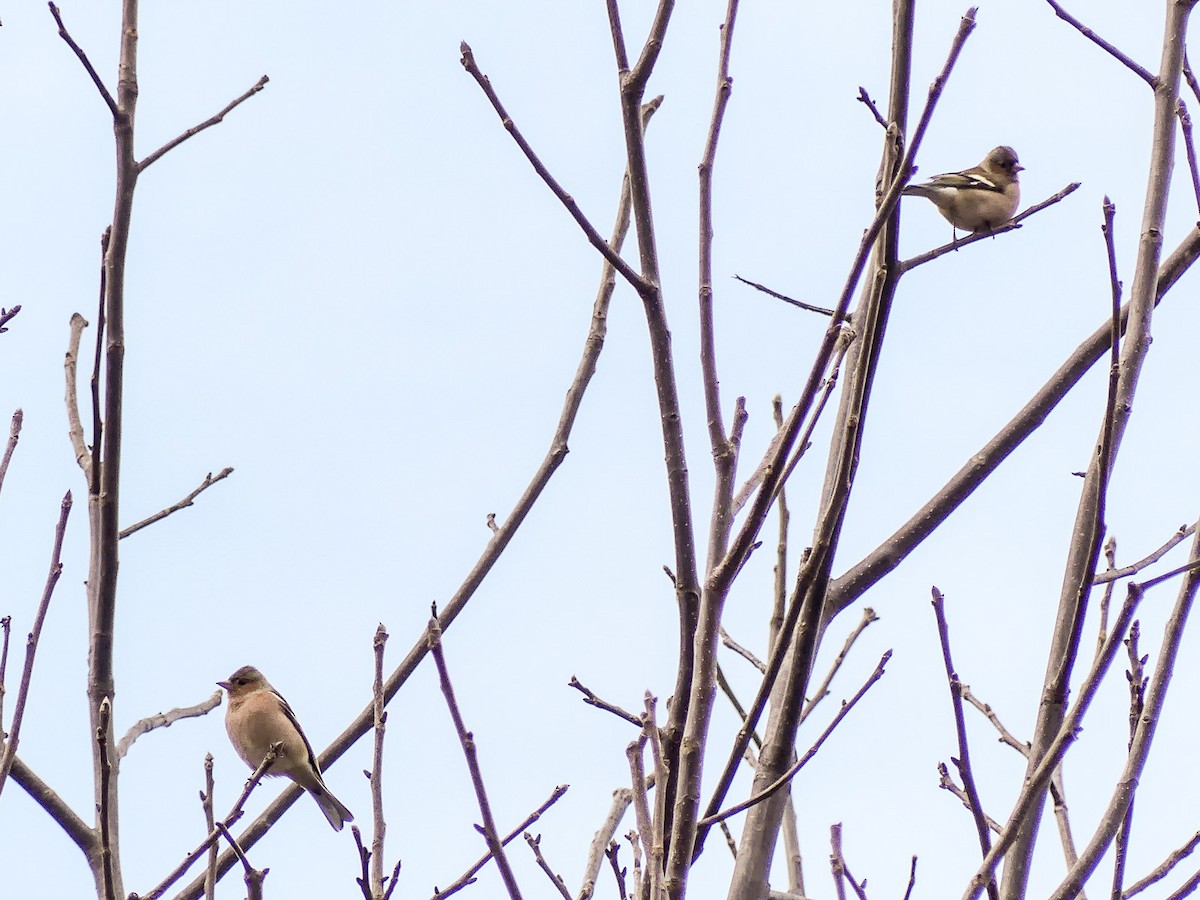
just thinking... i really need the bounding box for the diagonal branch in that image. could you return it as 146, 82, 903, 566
1043, 0, 1156, 86
48, 2, 118, 115
119, 468, 234, 539
458, 42, 646, 293
138, 76, 269, 172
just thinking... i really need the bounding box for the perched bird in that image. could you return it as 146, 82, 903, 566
902, 146, 1023, 236
218, 665, 354, 831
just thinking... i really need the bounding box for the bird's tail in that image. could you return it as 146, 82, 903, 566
310, 783, 354, 831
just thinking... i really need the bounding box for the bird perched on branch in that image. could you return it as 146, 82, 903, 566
902, 146, 1023, 237
219, 665, 354, 831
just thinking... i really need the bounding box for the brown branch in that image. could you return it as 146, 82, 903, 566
8, 756, 95, 854
116, 690, 222, 758
1177, 100, 1200, 214
523, 833, 571, 900
700, 651, 890, 827
138, 76, 269, 172
577, 789, 633, 900
828, 223, 1200, 622
733, 274, 838, 317
931, 589, 997, 900
899, 182, 1082, 271
0, 492, 73, 798
47, 2, 117, 115
856, 86, 887, 129
568, 676, 643, 727
369, 624, 395, 897
1094, 522, 1197, 585
1044, 0, 1156, 86
718, 626, 765, 672
429, 785, 568, 899
962, 563, 1183, 898
938, 763, 1002, 833
136, 743, 282, 900
625, 732, 659, 900
0, 409, 22, 497
1111, 622, 1147, 898
119, 468, 234, 539
0, 304, 22, 334
1123, 828, 1200, 897
216, 821, 266, 899
202, 755, 216, 900
0, 616, 9, 736
458, 42, 645, 292
801, 606, 879, 723
64, 314, 91, 473
97, 698, 116, 900
605, 842, 629, 900
961, 686, 1029, 755
429, 611, 523, 900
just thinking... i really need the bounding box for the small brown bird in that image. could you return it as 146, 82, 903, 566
902, 146, 1023, 236
218, 665, 353, 831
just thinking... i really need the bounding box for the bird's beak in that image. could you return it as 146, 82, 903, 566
1014, 164, 1025, 172
217, 680, 231, 690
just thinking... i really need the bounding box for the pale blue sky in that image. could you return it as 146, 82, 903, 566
2, 1, 1198, 898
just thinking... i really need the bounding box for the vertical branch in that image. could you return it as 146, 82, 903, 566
0, 493, 73, 798
1001, 6, 1195, 895
604, 3, 700, 880
931, 589, 998, 900
723, 2, 921, 894
0, 409, 22, 496
662, 4, 743, 896
203, 755, 217, 900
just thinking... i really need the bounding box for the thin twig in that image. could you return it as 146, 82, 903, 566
47, 3, 118, 115
428, 611, 522, 899
604, 842, 629, 900
937, 764, 1002, 833
856, 87, 887, 129
733, 274, 838, 317
900, 182, 1082, 271
1044, 0, 1156, 86
801, 606, 879, 723
0, 409, 22, 497
136, 744, 283, 900
961, 686, 1029, 755
931, 588, 997, 900
1177, 100, 1200, 214
718, 626, 765, 672
524, 833, 572, 899
116, 690, 222, 758
902, 857, 918, 900
430, 784, 568, 900
0, 305, 22, 335
1111, 622, 1147, 898
139, 76, 269, 172
1094, 522, 1196, 584
119, 468, 234, 539
203, 755, 217, 900
700, 651, 890, 827
568, 676, 642, 727
458, 43, 644, 292
0, 492, 73, 798
1123, 828, 1200, 897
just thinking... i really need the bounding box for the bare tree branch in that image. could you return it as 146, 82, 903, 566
119, 468, 234, 539
116, 690, 222, 758
138, 76, 269, 172
0, 492, 73, 798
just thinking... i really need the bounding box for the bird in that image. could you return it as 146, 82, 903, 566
218, 665, 354, 831
902, 146, 1023, 237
